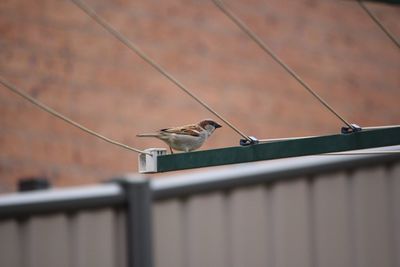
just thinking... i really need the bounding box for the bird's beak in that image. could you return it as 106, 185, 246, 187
215, 123, 222, 128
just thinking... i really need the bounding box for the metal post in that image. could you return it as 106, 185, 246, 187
118, 177, 153, 267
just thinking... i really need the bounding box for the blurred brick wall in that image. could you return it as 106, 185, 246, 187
0, 0, 399, 192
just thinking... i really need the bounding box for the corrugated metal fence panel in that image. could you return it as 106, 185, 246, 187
0, 208, 127, 267
272, 178, 312, 267
393, 164, 400, 267
229, 185, 272, 267
0, 152, 399, 267
352, 167, 393, 267
313, 172, 352, 267
0, 219, 22, 267
153, 160, 400, 267
153, 199, 186, 267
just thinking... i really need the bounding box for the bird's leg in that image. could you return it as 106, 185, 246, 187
169, 146, 174, 154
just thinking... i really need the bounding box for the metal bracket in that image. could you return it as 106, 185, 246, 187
240, 136, 260, 146
138, 148, 167, 173
341, 124, 362, 134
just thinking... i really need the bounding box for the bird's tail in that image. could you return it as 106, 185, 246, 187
136, 133, 159, 138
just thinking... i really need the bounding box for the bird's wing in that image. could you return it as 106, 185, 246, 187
160, 124, 201, 137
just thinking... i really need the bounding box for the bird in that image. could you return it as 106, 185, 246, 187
137, 119, 222, 154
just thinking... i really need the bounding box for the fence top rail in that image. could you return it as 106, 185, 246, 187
151, 145, 400, 200
0, 183, 124, 219
0, 146, 399, 217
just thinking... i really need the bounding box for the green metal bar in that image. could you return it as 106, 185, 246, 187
157, 127, 400, 172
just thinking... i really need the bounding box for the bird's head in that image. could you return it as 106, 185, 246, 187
199, 119, 222, 134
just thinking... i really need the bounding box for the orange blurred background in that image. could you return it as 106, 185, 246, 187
0, 0, 399, 192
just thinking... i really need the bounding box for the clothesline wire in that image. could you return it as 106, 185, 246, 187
70, 0, 252, 142
0, 76, 151, 155
2, 76, 398, 157
4, 0, 398, 156
357, 0, 400, 49
211, 0, 355, 130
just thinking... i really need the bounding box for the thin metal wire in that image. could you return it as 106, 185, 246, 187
71, 0, 251, 142
259, 135, 318, 143
357, 0, 400, 49
363, 124, 400, 130
211, 0, 354, 129
324, 151, 400, 155
258, 125, 400, 143
0, 76, 151, 155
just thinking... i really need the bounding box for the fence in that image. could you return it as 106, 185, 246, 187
0, 149, 399, 267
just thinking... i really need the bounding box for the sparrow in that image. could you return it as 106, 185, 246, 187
137, 119, 222, 153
